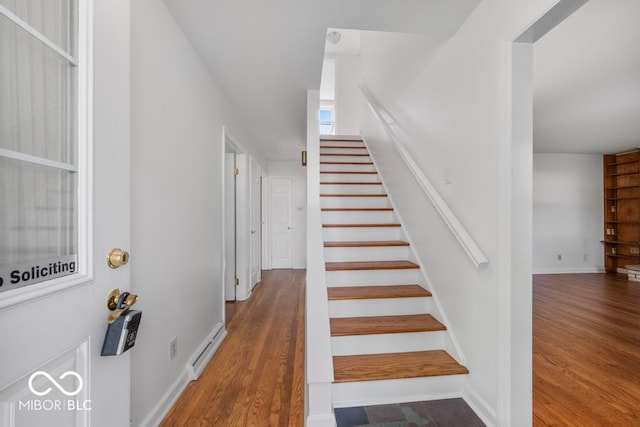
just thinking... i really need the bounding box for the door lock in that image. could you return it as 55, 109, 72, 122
107, 248, 129, 269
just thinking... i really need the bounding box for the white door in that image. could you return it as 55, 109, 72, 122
0, 1, 131, 426
224, 153, 237, 301
270, 178, 293, 269
250, 160, 262, 287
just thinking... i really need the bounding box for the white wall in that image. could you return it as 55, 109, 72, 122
130, 0, 263, 424
267, 161, 307, 269
533, 153, 604, 273
334, 54, 361, 135
359, 1, 571, 425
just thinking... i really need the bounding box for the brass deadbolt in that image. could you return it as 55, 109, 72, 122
107, 248, 129, 269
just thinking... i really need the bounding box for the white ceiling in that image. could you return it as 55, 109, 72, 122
161, 0, 480, 160
534, 0, 640, 154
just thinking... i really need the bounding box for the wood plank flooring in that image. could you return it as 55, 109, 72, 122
533, 273, 640, 426
161, 270, 305, 426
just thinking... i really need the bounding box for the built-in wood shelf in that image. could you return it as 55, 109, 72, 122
325, 260, 419, 271
330, 314, 445, 336
332, 350, 468, 383
327, 285, 431, 300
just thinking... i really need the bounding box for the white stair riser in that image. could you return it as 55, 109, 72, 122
320, 139, 365, 147
323, 227, 402, 241
331, 331, 445, 356
320, 196, 390, 209
320, 173, 379, 182
320, 163, 375, 172
332, 375, 466, 408
322, 211, 395, 224
321, 184, 385, 194
328, 296, 430, 317
324, 246, 410, 262
320, 148, 369, 155
320, 155, 371, 163
326, 269, 419, 287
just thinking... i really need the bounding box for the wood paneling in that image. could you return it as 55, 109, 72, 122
328, 285, 431, 300
533, 273, 640, 426
330, 314, 445, 336
325, 260, 419, 271
333, 350, 468, 383
161, 270, 305, 426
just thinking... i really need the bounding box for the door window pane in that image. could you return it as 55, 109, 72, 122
0, 13, 75, 164
0, 0, 74, 54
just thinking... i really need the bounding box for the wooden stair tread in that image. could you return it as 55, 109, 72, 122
320, 182, 382, 185
320, 171, 378, 174
321, 145, 367, 149
330, 314, 445, 336
320, 153, 370, 157
324, 240, 409, 247
333, 350, 468, 383
320, 138, 363, 142
322, 208, 393, 211
320, 161, 374, 165
323, 223, 401, 228
320, 194, 387, 197
327, 285, 431, 300
326, 260, 419, 271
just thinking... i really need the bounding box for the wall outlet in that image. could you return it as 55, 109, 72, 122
169, 337, 178, 361
557, 254, 562, 261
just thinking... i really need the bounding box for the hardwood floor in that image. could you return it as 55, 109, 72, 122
533, 273, 640, 426
161, 269, 305, 426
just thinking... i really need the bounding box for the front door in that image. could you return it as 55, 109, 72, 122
0, 1, 131, 426
270, 178, 293, 269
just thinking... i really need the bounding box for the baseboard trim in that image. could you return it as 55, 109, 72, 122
463, 384, 497, 427
139, 323, 228, 426
306, 414, 337, 427
533, 267, 605, 274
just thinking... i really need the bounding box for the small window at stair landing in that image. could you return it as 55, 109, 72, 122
319, 58, 335, 135
319, 106, 335, 135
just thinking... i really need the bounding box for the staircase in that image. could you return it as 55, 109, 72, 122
319, 136, 468, 408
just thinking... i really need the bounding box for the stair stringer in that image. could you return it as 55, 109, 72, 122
360, 136, 467, 368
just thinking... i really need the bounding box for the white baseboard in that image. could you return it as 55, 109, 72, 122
463, 384, 496, 427
306, 414, 337, 427
533, 267, 605, 274
139, 323, 228, 426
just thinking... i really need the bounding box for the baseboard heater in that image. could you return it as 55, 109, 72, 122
188, 323, 226, 380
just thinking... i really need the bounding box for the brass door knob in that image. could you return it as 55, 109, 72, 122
107, 248, 129, 269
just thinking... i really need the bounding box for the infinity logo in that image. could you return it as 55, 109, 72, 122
28, 371, 83, 397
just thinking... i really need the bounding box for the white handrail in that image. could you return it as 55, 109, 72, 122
360, 85, 489, 268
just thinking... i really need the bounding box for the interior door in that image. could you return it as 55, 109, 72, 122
250, 160, 262, 287
224, 152, 237, 301
0, 1, 131, 426
270, 178, 293, 269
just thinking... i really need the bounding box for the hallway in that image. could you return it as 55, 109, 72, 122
161, 270, 305, 426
